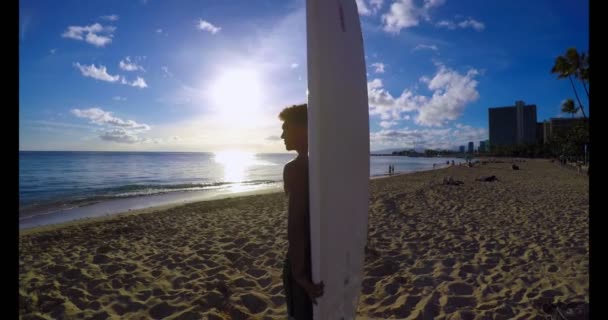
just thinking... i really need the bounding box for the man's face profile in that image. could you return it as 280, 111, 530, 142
281, 122, 306, 151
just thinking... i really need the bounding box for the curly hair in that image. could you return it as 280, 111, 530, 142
278, 104, 307, 126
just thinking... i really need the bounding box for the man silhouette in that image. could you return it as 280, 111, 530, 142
279, 104, 324, 319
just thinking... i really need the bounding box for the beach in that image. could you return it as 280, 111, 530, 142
19, 159, 589, 319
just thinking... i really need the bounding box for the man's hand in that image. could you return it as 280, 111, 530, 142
303, 281, 325, 305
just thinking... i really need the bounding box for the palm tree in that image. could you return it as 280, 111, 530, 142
551, 48, 588, 118
578, 52, 590, 99
561, 99, 578, 118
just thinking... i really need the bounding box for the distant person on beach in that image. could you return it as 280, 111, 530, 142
279, 104, 324, 319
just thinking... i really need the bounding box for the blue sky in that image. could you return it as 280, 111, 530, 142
19, 0, 589, 152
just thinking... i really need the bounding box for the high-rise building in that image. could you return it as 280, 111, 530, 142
468, 141, 474, 153
459, 145, 465, 153
540, 117, 587, 143
489, 101, 537, 146
536, 122, 545, 144
550, 118, 587, 136
543, 120, 552, 144
479, 140, 487, 153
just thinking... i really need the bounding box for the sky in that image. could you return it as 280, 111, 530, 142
19, 0, 589, 153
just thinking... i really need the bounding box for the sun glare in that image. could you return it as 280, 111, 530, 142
213, 150, 255, 184
209, 68, 264, 127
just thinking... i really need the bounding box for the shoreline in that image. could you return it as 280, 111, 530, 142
19, 184, 283, 232
20, 165, 454, 232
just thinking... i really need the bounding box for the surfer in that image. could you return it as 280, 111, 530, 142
279, 104, 325, 319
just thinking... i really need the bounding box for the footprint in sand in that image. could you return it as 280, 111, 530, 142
384, 282, 399, 295
240, 293, 268, 314
441, 296, 477, 314
393, 295, 422, 318
149, 301, 181, 319
246, 268, 267, 278
447, 282, 474, 295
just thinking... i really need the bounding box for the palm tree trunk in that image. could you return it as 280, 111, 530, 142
582, 80, 589, 100
569, 75, 587, 118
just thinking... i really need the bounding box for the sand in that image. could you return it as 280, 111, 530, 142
19, 159, 589, 319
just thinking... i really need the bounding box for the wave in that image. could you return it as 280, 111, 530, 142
19, 179, 280, 219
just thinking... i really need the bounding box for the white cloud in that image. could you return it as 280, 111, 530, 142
422, 0, 445, 10
436, 20, 456, 29
62, 23, 115, 47
99, 128, 144, 144
413, 44, 438, 51
113, 96, 127, 101
197, 19, 221, 34
458, 18, 485, 31
380, 120, 398, 128
161, 66, 173, 78
370, 125, 487, 151
367, 64, 480, 127
450, 124, 487, 145
382, 0, 445, 33
357, 0, 386, 16
71, 108, 151, 144
371, 62, 386, 73
290, 63, 299, 69
370, 0, 384, 11
74, 63, 148, 88
417, 66, 480, 126
156, 28, 163, 33
71, 108, 151, 130
119, 57, 145, 71
130, 77, 148, 88
120, 76, 148, 88
437, 18, 485, 31
73, 63, 120, 82
382, 0, 419, 33
50, 48, 57, 54
367, 78, 419, 120
100, 14, 119, 21
356, 0, 372, 15
85, 33, 113, 47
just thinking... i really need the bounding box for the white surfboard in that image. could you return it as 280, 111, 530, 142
306, 0, 370, 318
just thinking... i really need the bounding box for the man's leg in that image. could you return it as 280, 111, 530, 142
282, 257, 294, 318
290, 278, 313, 320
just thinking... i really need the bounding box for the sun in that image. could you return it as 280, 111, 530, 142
208, 68, 265, 127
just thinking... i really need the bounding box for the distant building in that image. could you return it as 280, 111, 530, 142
479, 140, 487, 153
489, 100, 537, 146
543, 120, 552, 144
550, 117, 587, 136
540, 117, 587, 143
536, 122, 545, 144
459, 145, 465, 153
468, 141, 474, 153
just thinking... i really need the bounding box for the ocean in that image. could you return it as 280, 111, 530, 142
19, 151, 462, 227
